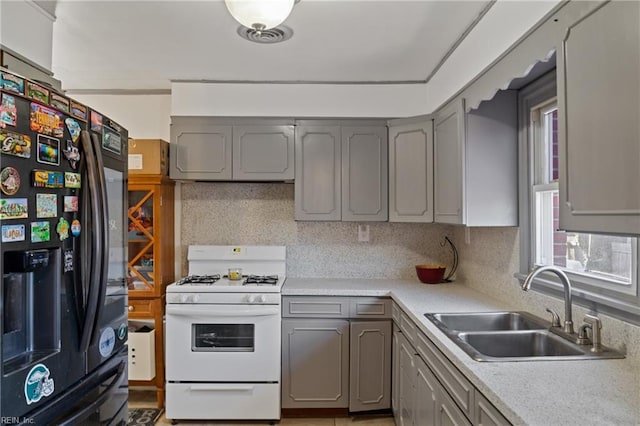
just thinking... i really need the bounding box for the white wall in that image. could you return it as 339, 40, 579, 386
171, 83, 429, 118
69, 94, 171, 140
0, 0, 55, 71
424, 0, 561, 112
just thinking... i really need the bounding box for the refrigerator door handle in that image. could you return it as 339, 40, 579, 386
88, 132, 110, 342
79, 130, 104, 352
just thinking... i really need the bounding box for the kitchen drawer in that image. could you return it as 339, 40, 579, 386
282, 296, 350, 318
474, 390, 511, 426
349, 297, 391, 319
128, 299, 154, 318
416, 330, 474, 419
399, 310, 417, 346
391, 302, 401, 324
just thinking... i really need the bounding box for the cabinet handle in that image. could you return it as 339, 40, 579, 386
128, 305, 134, 312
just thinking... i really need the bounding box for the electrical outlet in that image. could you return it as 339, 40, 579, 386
358, 224, 370, 242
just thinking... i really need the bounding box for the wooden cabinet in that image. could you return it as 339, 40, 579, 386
281, 296, 392, 413
170, 118, 294, 181
557, 0, 640, 235
295, 121, 388, 221
281, 318, 350, 409
127, 174, 175, 408
433, 91, 518, 226
388, 118, 434, 223
127, 175, 175, 297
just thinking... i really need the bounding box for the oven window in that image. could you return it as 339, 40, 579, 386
192, 324, 255, 352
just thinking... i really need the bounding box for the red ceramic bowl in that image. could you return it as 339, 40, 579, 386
415, 265, 446, 284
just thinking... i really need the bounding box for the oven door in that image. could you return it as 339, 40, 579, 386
166, 304, 281, 382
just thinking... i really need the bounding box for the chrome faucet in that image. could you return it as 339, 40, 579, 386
522, 265, 574, 334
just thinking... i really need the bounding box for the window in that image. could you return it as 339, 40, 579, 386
519, 71, 640, 323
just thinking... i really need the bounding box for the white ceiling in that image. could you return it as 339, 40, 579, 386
50, 0, 493, 91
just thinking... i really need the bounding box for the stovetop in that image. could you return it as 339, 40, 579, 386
168, 274, 286, 293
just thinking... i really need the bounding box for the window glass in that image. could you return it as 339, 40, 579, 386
530, 99, 637, 294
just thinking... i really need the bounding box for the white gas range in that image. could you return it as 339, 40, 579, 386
165, 245, 285, 422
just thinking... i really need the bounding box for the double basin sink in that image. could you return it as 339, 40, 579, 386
425, 311, 625, 362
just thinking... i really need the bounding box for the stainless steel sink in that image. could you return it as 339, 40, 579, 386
425, 312, 625, 362
426, 311, 546, 332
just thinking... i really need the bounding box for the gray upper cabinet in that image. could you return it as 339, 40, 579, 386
434, 100, 465, 224
295, 125, 342, 221
558, 0, 640, 235
341, 126, 389, 221
295, 121, 388, 221
171, 120, 232, 180
232, 125, 294, 180
434, 92, 518, 226
170, 118, 294, 181
388, 118, 434, 223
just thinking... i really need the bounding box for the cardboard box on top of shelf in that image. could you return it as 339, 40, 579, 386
128, 139, 169, 175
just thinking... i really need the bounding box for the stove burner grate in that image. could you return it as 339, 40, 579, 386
243, 275, 279, 285
176, 274, 221, 285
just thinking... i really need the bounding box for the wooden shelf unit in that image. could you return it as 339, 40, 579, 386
127, 174, 175, 408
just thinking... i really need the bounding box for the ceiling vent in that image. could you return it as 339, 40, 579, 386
237, 25, 293, 44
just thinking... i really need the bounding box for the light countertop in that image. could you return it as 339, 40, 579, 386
283, 278, 640, 426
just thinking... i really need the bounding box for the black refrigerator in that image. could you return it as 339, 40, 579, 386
0, 68, 128, 425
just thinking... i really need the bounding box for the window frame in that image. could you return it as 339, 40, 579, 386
517, 70, 640, 325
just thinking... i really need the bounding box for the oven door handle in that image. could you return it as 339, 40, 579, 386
166, 306, 280, 317
189, 384, 256, 392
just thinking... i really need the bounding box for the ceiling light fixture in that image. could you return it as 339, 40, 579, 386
224, 0, 295, 34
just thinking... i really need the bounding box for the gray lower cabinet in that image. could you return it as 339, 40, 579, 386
391, 323, 401, 418
281, 318, 350, 408
170, 118, 294, 181
392, 304, 510, 426
557, 0, 640, 235
282, 296, 392, 412
295, 121, 388, 221
349, 321, 392, 412
397, 332, 416, 426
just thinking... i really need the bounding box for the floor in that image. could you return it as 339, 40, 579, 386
129, 391, 396, 426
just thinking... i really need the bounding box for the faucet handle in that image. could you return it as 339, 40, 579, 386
583, 314, 603, 353
545, 308, 561, 328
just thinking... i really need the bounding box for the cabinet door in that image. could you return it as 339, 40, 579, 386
391, 324, 401, 418
558, 0, 640, 235
434, 100, 465, 224
170, 121, 232, 180
295, 125, 342, 221
388, 120, 434, 223
397, 333, 416, 426
232, 125, 294, 180
281, 319, 349, 408
414, 356, 439, 426
349, 321, 391, 412
341, 126, 389, 221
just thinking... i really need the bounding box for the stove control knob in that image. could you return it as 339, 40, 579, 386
189, 294, 200, 303
178, 295, 188, 303
257, 295, 266, 304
